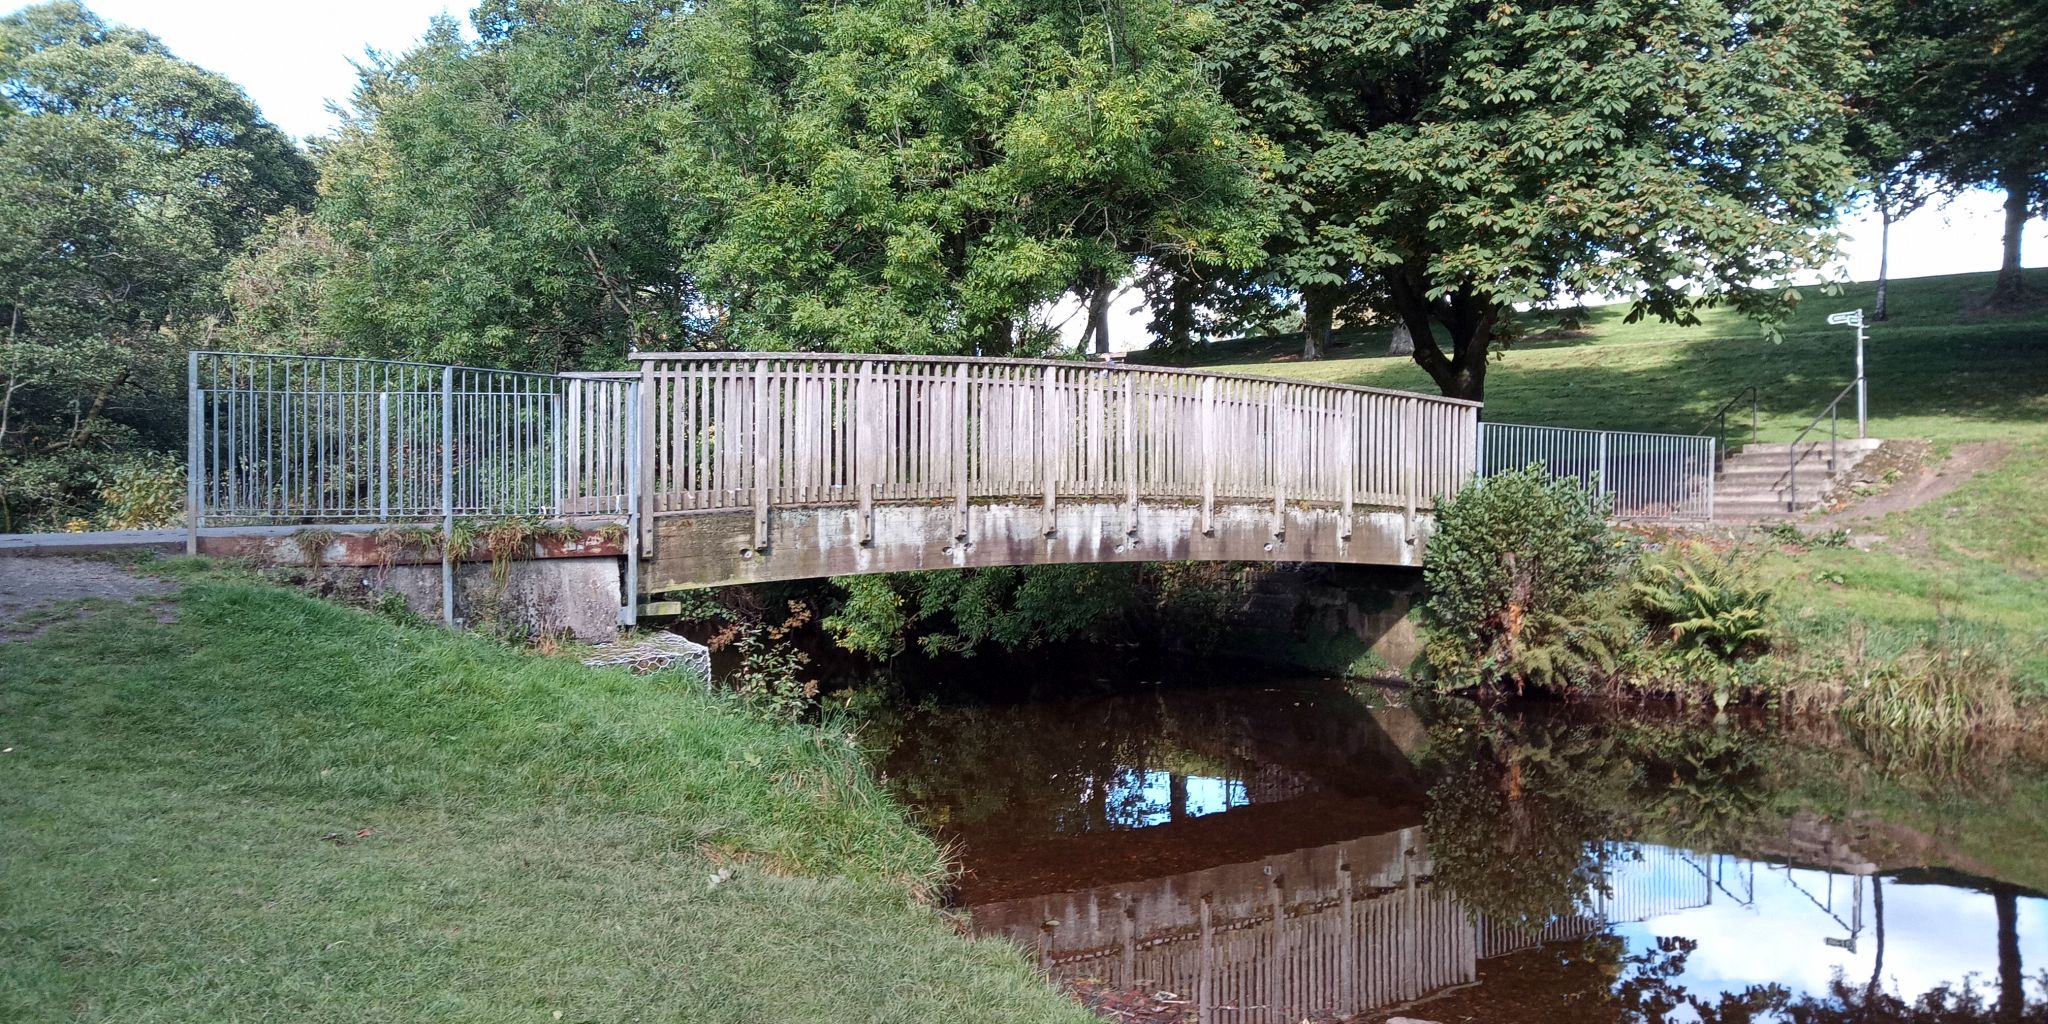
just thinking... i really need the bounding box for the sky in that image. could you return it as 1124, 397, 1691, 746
41, 1, 2048, 351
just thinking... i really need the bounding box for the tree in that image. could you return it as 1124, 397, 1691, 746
663, 0, 1274, 355
1893, 0, 2047, 308
1205, 0, 1861, 399
1846, 1, 1942, 321
312, 2, 697, 371
0, 1, 312, 528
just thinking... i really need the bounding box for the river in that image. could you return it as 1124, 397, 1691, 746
859, 673, 2048, 1023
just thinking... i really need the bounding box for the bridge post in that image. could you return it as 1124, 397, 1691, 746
752, 361, 769, 551
1122, 372, 1137, 537
1041, 365, 1058, 537
440, 364, 456, 627
1269, 384, 1286, 540
953, 363, 969, 541
1341, 392, 1355, 540
637, 363, 656, 558
1200, 377, 1215, 535
856, 363, 874, 544
1402, 400, 1418, 544
185, 351, 201, 556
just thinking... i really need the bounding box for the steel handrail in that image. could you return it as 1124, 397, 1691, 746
1707, 385, 1758, 471
1786, 380, 1860, 513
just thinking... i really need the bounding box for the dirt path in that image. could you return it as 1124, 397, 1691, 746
0, 557, 173, 642
1817, 440, 2010, 525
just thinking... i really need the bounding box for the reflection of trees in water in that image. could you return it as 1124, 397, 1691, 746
1453, 932, 2046, 1024
1417, 703, 1775, 932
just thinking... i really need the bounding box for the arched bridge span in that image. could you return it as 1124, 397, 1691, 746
185, 351, 1481, 618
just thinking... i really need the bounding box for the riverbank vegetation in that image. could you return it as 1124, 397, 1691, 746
1161, 270, 2046, 723
0, 577, 1093, 1023
1417, 458, 2039, 734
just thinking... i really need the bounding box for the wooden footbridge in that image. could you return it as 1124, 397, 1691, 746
182, 352, 1485, 623
175, 350, 1718, 629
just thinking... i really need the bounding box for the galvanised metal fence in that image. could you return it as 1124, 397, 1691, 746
186, 352, 637, 526
1479, 422, 1716, 520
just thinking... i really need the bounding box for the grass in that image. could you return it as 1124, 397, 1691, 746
0, 580, 1094, 1023
1147, 269, 2048, 690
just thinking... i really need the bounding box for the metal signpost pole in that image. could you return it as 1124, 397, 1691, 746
1827, 309, 1868, 439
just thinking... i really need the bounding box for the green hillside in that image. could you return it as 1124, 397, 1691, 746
1145, 269, 2048, 684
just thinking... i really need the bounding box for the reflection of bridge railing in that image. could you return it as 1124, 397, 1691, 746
996, 839, 1717, 1024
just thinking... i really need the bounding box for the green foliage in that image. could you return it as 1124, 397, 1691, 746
86, 452, 181, 530
665, 0, 1273, 354
1203, 0, 1861, 395
1420, 467, 1626, 691
682, 588, 822, 720
827, 564, 1134, 660
0, 1, 313, 528
823, 575, 911, 660
1880, 0, 2047, 301
1631, 543, 1774, 662
1836, 621, 2025, 737
313, 4, 691, 370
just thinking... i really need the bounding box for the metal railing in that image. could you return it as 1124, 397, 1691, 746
187, 352, 636, 525
186, 352, 642, 627
1785, 380, 1860, 513
1708, 385, 1758, 471
1479, 422, 1716, 520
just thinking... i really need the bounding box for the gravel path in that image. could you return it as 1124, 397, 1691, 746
0, 556, 173, 641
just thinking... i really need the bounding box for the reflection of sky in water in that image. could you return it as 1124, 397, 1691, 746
1607, 849, 2048, 1019
1089, 769, 1250, 829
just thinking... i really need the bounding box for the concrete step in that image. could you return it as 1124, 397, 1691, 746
1731, 438, 1881, 458
1713, 495, 1824, 516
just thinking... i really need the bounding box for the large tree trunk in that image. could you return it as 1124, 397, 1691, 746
1162, 269, 1198, 354
1086, 269, 1113, 355
1301, 285, 1335, 361
1874, 206, 1892, 322
1388, 270, 1496, 402
1992, 171, 2030, 308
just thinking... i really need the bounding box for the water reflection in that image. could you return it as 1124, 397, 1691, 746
866, 683, 2048, 1023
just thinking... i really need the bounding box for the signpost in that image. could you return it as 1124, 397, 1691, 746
1826, 309, 1868, 439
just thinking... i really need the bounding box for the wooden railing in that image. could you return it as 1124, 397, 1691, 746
629, 354, 1481, 546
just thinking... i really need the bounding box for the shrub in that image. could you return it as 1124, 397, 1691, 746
95, 454, 185, 530
1630, 542, 1773, 661
1420, 467, 1628, 692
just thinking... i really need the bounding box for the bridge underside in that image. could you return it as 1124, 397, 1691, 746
639, 500, 1431, 593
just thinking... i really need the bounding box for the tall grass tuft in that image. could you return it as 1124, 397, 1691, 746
1836, 622, 2024, 736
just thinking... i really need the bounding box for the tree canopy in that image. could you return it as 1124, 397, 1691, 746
1205, 0, 1862, 399
1886, 0, 2046, 306
663, 0, 1274, 356
0, 0, 312, 528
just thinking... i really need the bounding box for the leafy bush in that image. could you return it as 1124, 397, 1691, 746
1420, 467, 1628, 691
1630, 543, 1773, 661
95, 455, 186, 530
825, 565, 1134, 659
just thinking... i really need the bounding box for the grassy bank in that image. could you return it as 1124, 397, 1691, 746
1145, 270, 2048, 689
0, 578, 1092, 1023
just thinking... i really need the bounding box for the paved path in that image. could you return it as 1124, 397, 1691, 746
0, 525, 302, 558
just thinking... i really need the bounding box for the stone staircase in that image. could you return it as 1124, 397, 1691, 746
1712, 437, 1883, 522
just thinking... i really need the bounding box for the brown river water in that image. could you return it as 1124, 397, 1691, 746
861, 676, 2048, 1023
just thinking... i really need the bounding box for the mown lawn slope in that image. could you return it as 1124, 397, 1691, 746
0, 580, 1093, 1023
